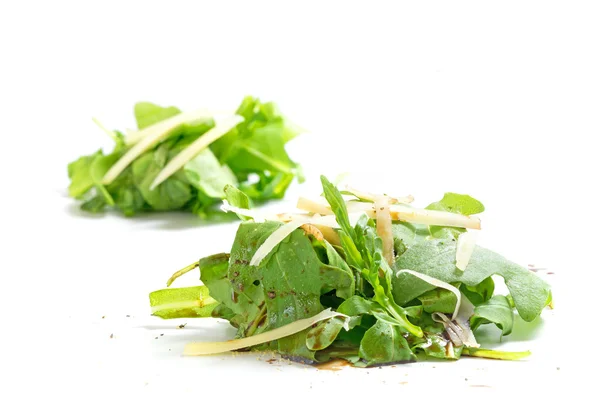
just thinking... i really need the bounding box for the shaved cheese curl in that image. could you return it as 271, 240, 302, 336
375, 196, 394, 265
456, 231, 476, 271
184, 309, 346, 355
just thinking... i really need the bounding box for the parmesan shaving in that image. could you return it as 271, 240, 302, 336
455, 231, 476, 271
296, 197, 481, 229
184, 309, 346, 356
395, 269, 461, 320
150, 115, 244, 190
250, 214, 344, 266
250, 218, 311, 266
297, 196, 331, 215
125, 108, 213, 146
375, 196, 394, 265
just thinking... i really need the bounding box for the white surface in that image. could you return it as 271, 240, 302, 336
1, 1, 598, 398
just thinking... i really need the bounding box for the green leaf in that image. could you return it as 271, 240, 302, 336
358, 320, 416, 366
426, 193, 484, 239
320, 175, 355, 238
223, 184, 252, 221
392, 240, 552, 322
413, 334, 463, 360
240, 172, 294, 201
106, 167, 147, 216
134, 102, 181, 129
211, 96, 302, 194
418, 283, 460, 314
131, 146, 192, 210
392, 221, 429, 255
461, 277, 495, 305
184, 149, 238, 199
471, 295, 515, 336
68, 151, 102, 198
149, 286, 217, 319
80, 195, 107, 212
426, 193, 485, 215
462, 347, 530, 360
306, 317, 348, 351
90, 153, 120, 206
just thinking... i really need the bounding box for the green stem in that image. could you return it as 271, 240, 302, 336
245, 303, 267, 337
385, 302, 423, 338
166, 261, 199, 287
461, 348, 531, 360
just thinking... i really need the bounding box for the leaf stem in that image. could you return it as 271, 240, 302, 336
166, 261, 200, 287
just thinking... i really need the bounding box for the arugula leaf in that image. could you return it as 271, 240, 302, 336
426, 193, 484, 239
184, 149, 237, 199
471, 295, 514, 336
427, 193, 485, 215
358, 320, 416, 366
68, 151, 102, 198
418, 284, 460, 314
413, 334, 463, 360
149, 286, 217, 319
131, 145, 192, 210
320, 175, 355, 238
134, 102, 181, 129
306, 317, 348, 351
461, 276, 495, 305
392, 239, 552, 322
391, 221, 429, 255
223, 184, 252, 221
212, 97, 301, 178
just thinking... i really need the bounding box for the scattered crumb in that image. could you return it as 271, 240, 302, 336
168, 349, 171, 351
155, 337, 158, 339
102, 316, 105, 319
178, 323, 187, 329
391, 365, 396, 368
547, 272, 555, 275
399, 381, 408, 385
465, 378, 468, 381
126, 315, 131, 318
160, 333, 164, 336
110, 334, 113, 339
469, 385, 492, 388
557, 367, 560, 371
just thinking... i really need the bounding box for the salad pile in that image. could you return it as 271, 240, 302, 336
67, 96, 303, 218
149, 176, 552, 366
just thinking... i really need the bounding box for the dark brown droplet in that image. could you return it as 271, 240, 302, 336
267, 291, 276, 299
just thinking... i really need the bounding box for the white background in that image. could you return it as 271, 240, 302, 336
1, 1, 598, 398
